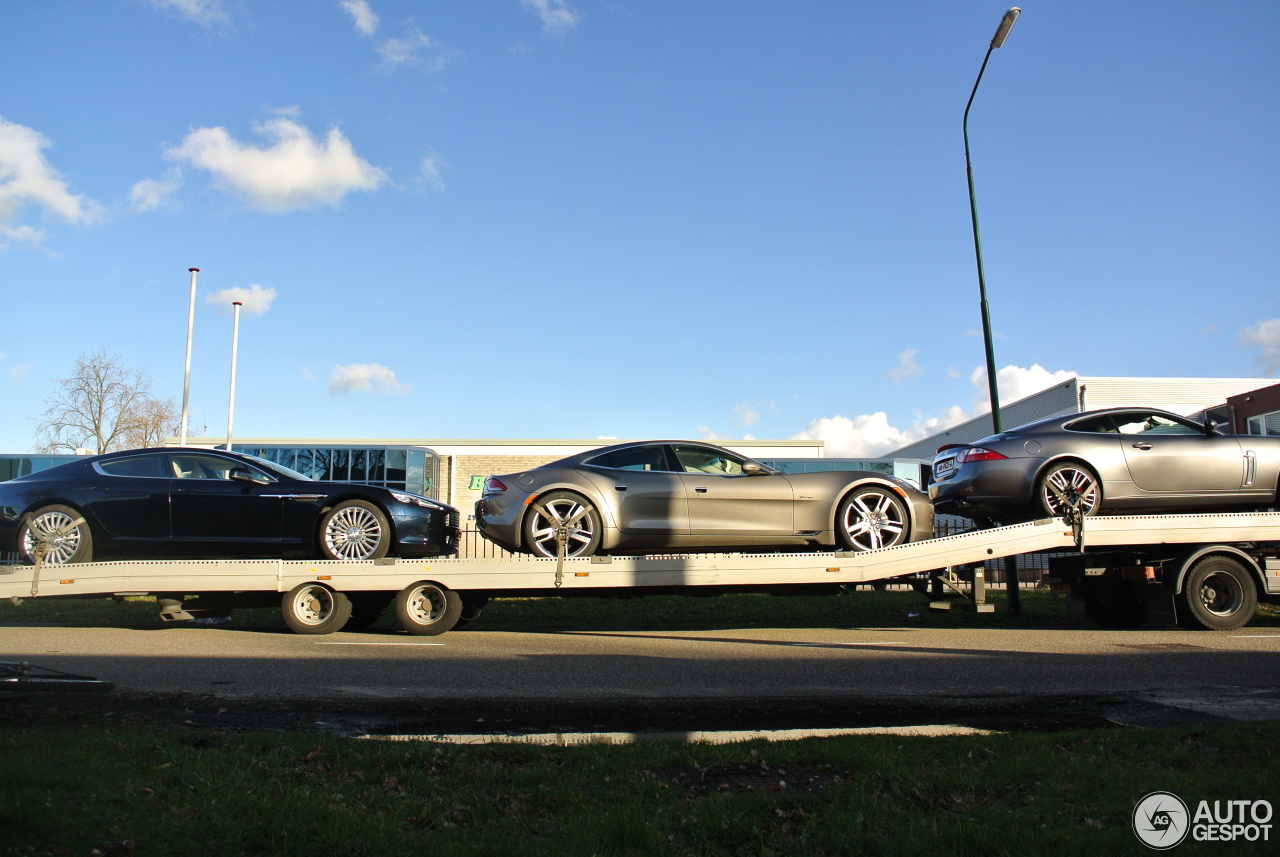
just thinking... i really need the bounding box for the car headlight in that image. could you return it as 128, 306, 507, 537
390, 491, 447, 511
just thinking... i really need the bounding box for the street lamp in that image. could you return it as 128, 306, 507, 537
964, 7, 1021, 613
963, 6, 1019, 435
180, 267, 198, 446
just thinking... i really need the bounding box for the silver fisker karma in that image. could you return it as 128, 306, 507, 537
475, 440, 933, 558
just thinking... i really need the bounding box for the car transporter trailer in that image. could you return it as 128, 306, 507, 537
2, 511, 1279, 636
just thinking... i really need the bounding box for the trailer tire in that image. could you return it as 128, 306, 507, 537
394, 582, 462, 636
282, 583, 353, 635
1177, 556, 1257, 631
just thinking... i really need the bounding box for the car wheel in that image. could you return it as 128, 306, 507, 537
1036, 462, 1101, 519
836, 486, 910, 551
17, 504, 94, 565
281, 583, 353, 635
319, 500, 391, 561
522, 491, 602, 558
394, 582, 462, 636
1177, 556, 1257, 631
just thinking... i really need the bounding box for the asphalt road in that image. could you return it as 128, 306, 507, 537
5, 622, 1280, 734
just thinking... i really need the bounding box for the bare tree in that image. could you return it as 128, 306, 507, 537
33, 350, 179, 453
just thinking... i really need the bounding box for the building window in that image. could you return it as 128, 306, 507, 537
1248, 412, 1280, 436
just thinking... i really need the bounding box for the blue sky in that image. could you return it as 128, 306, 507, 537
2, 0, 1277, 456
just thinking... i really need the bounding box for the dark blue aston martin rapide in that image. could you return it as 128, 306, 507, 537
0, 448, 459, 565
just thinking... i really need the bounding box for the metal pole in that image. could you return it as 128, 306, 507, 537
180, 267, 198, 446
964, 7, 1021, 613
226, 301, 242, 450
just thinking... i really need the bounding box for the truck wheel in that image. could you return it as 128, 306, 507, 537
394, 582, 462, 636
281, 583, 353, 635
1177, 556, 1257, 631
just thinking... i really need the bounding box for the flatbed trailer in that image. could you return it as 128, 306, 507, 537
2, 511, 1279, 635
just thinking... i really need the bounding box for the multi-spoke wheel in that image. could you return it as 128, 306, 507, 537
836, 486, 909, 551
1036, 462, 1101, 519
17, 505, 93, 565
319, 500, 391, 560
394, 582, 462, 636
521, 491, 602, 558
1177, 556, 1257, 631
281, 583, 353, 635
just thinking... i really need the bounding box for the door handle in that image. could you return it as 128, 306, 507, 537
694, 487, 708, 494
1131, 442, 1152, 450
615, 486, 627, 491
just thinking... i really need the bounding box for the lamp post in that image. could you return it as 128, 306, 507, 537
963, 6, 1019, 435
226, 301, 243, 450
964, 7, 1021, 612
180, 267, 198, 446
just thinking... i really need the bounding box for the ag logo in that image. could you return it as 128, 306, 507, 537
1133, 791, 1190, 849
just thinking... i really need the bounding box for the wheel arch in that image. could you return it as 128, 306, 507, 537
315, 493, 398, 543
512, 483, 618, 551
1171, 546, 1266, 597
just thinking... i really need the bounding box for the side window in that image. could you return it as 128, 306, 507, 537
97, 455, 167, 478
1113, 413, 1200, 436
587, 446, 672, 472
1065, 416, 1118, 434
672, 445, 747, 475
170, 454, 261, 480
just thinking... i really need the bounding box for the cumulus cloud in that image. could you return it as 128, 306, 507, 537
8, 362, 32, 383
520, 0, 579, 32
793, 364, 1076, 458
147, 0, 230, 28
1239, 319, 1280, 376
329, 363, 409, 395
339, 0, 379, 36
205, 283, 276, 316
165, 114, 387, 212
887, 349, 924, 383
0, 117, 103, 247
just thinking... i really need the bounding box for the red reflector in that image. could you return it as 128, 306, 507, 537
957, 447, 1007, 463
484, 477, 508, 493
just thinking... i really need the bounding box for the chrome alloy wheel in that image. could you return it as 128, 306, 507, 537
1039, 464, 1100, 517
527, 497, 597, 557
842, 489, 907, 551
22, 509, 83, 565
323, 504, 384, 560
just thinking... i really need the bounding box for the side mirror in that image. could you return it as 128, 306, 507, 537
1205, 418, 1222, 436
230, 467, 271, 485
742, 462, 765, 475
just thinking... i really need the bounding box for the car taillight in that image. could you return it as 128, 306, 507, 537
483, 477, 508, 493
956, 447, 1007, 463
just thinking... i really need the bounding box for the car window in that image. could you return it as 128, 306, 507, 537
586, 446, 672, 472
1065, 415, 1119, 434
672, 445, 747, 475
170, 454, 268, 480
1112, 413, 1201, 436
96, 454, 168, 478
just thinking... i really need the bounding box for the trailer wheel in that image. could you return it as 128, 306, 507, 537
1177, 556, 1257, 631
394, 582, 462, 636
282, 583, 353, 635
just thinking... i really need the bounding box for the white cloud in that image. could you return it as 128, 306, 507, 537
147, 0, 230, 28
0, 117, 103, 247
1239, 319, 1280, 376
206, 283, 276, 317
129, 168, 183, 212
520, 0, 579, 32
165, 114, 387, 212
376, 25, 445, 71
7, 362, 31, 383
339, 0, 379, 36
887, 349, 924, 383
329, 363, 409, 395
733, 402, 760, 428
417, 152, 445, 191
792, 363, 1076, 458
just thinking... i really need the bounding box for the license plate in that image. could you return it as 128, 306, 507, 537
933, 459, 955, 478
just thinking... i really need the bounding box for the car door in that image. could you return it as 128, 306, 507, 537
82, 453, 173, 543
168, 453, 285, 550
580, 444, 689, 535
672, 444, 794, 537
1115, 412, 1245, 493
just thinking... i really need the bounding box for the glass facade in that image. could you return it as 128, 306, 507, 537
230, 445, 439, 499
